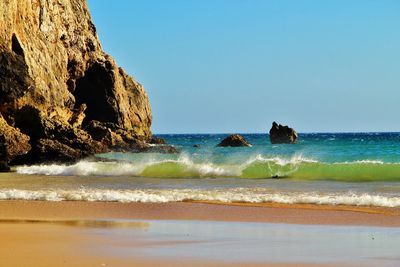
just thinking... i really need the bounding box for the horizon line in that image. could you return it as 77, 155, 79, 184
153, 131, 400, 135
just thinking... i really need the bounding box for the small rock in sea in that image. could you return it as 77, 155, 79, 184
216, 134, 251, 147
269, 121, 298, 144
193, 144, 200, 148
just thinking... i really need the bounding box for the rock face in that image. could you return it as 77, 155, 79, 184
0, 0, 153, 164
269, 122, 298, 144
217, 134, 251, 147
0, 135, 10, 172
0, 115, 31, 160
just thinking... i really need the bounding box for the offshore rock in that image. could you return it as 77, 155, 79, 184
269, 122, 298, 144
0, 0, 152, 166
217, 134, 251, 147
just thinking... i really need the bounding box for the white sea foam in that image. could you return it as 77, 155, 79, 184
0, 188, 399, 207
15, 154, 400, 179
16, 156, 240, 177
243, 154, 318, 166
17, 161, 144, 176
336, 160, 387, 165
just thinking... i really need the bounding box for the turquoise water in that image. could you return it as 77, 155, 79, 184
98, 133, 400, 181
5, 133, 400, 207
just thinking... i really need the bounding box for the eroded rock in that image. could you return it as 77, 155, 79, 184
0, 115, 31, 160
12, 139, 84, 165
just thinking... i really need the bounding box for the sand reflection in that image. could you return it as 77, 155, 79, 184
0, 219, 150, 229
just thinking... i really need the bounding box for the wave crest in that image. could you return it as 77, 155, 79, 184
15, 154, 400, 181
1, 188, 399, 207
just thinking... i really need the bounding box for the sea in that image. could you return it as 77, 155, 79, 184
2, 132, 400, 208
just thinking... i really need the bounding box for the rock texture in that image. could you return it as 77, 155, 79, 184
148, 137, 166, 145
0, 0, 153, 164
217, 134, 251, 147
269, 122, 298, 144
0, 114, 31, 160
138, 145, 180, 154
0, 135, 10, 171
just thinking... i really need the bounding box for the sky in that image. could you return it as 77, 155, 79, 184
87, 0, 400, 134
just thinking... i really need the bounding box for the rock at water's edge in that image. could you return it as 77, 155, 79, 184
138, 145, 180, 154
269, 122, 298, 144
0, 135, 10, 172
217, 134, 251, 147
148, 137, 166, 145
0, 0, 154, 167
0, 115, 31, 161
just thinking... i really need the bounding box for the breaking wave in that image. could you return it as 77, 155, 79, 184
0, 188, 400, 207
16, 154, 400, 181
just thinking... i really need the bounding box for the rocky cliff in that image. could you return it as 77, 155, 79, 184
0, 0, 152, 165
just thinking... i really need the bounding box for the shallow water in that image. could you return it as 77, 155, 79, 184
62, 219, 400, 266
4, 133, 400, 207
3, 219, 399, 266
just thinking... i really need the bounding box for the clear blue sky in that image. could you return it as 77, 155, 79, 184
87, 0, 400, 133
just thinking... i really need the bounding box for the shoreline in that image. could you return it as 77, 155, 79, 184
1, 200, 400, 266
1, 200, 400, 227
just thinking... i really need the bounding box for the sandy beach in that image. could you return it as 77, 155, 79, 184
0, 218, 332, 267
1, 200, 400, 226
1, 0, 400, 266
1, 200, 400, 267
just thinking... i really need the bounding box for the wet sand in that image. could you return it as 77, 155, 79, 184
0, 220, 332, 267
1, 221, 327, 267
0, 200, 399, 226
1, 200, 400, 267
